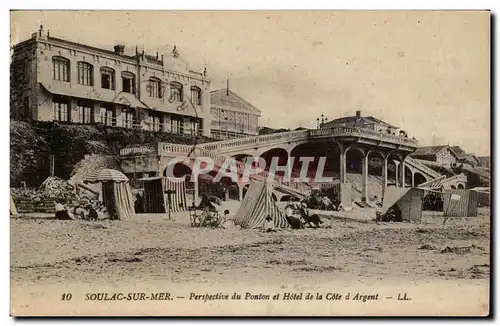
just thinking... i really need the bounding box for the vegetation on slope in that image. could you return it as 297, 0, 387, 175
10, 120, 215, 187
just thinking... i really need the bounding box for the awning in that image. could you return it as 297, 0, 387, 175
272, 184, 307, 200
84, 169, 129, 184
114, 92, 149, 109
39, 82, 149, 109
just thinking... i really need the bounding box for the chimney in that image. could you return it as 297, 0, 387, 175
114, 44, 125, 56
356, 110, 361, 117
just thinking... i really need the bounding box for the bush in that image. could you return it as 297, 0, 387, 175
10, 120, 216, 187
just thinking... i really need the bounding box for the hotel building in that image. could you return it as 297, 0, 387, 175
10, 25, 212, 137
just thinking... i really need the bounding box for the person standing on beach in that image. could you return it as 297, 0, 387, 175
375, 202, 383, 224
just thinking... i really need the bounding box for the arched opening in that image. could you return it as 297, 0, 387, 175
190, 86, 202, 106
346, 147, 364, 174
457, 184, 465, 189
414, 172, 428, 187
290, 142, 340, 182
451, 185, 457, 189
100, 67, 115, 90
170, 81, 183, 102
386, 153, 402, 187
365, 151, 386, 200
121, 71, 136, 94
77, 61, 93, 86
344, 147, 365, 201
259, 148, 289, 179
53, 56, 70, 82
367, 151, 385, 177
148, 77, 162, 98
404, 165, 413, 187
164, 161, 192, 179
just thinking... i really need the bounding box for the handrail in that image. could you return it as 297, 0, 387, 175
405, 157, 442, 179
200, 126, 418, 152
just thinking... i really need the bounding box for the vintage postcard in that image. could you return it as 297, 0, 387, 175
9, 10, 490, 316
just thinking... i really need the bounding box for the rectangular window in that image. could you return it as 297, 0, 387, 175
100, 106, 114, 126
77, 62, 93, 86
77, 102, 93, 123
152, 116, 161, 132
52, 97, 69, 122
121, 110, 134, 129
170, 118, 182, 135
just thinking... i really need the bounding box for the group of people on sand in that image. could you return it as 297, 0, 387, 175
54, 198, 113, 221
262, 201, 325, 232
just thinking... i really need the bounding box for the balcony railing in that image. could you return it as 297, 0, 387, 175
200, 127, 418, 152
309, 127, 419, 146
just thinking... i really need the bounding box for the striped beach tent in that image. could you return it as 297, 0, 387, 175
10, 195, 18, 216
163, 177, 188, 212
234, 180, 289, 229
84, 169, 129, 184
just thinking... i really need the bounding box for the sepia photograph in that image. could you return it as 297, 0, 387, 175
9, 10, 491, 316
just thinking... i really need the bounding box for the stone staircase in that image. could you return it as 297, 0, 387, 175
13, 197, 57, 214
354, 201, 373, 208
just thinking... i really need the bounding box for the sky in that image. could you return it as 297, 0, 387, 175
10, 10, 491, 156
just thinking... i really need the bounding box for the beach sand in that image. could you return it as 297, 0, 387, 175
10, 206, 490, 316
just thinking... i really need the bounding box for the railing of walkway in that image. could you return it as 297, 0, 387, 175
200, 127, 419, 152
405, 157, 442, 179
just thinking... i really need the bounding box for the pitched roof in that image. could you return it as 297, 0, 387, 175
451, 146, 466, 158
365, 116, 398, 128
210, 89, 262, 115
478, 156, 490, 165
411, 145, 459, 158
325, 115, 398, 128
461, 153, 480, 163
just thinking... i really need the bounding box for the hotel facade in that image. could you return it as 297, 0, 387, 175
209, 88, 261, 140
10, 26, 212, 137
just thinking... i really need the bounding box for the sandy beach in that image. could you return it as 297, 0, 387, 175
10, 206, 490, 316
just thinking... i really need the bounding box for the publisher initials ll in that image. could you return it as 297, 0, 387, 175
397, 293, 411, 301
